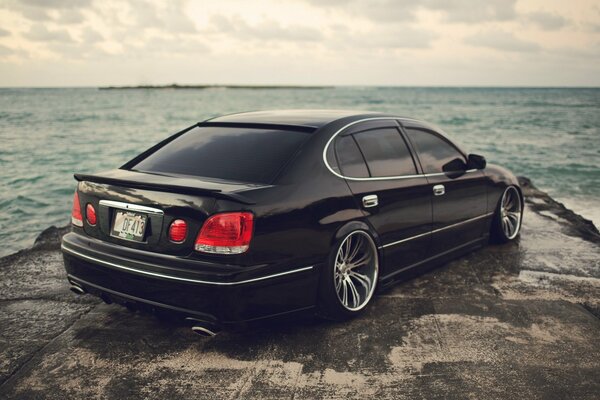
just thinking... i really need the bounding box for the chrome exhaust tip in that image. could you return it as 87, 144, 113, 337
69, 284, 85, 295
191, 325, 218, 337
185, 317, 221, 337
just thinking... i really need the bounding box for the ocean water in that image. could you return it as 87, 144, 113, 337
0, 87, 598, 257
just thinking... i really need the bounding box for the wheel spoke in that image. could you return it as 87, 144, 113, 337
342, 236, 352, 261
349, 271, 371, 291
506, 196, 514, 210
347, 252, 372, 270
341, 279, 348, 306
507, 212, 519, 224
346, 236, 362, 263
335, 274, 342, 292
346, 278, 360, 308
507, 217, 516, 235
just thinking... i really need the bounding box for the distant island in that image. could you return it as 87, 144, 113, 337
99, 84, 333, 90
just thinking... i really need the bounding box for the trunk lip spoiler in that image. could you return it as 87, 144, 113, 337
74, 173, 257, 205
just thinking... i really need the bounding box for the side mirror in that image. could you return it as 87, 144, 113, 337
442, 157, 467, 178
467, 154, 486, 170
442, 157, 467, 173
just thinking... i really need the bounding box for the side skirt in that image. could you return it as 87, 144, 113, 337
377, 235, 488, 290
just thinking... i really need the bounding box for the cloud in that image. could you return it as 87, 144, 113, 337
300, 0, 518, 23
425, 0, 517, 23
18, 0, 93, 8
130, 0, 197, 34
2, 0, 93, 22
209, 15, 322, 42
525, 12, 567, 31
80, 27, 104, 43
0, 28, 10, 37
340, 26, 436, 49
465, 30, 540, 53
0, 44, 28, 58
24, 24, 74, 43
56, 9, 85, 24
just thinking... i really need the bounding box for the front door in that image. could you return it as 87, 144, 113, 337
402, 124, 488, 255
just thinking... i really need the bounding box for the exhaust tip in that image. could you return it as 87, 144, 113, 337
69, 284, 85, 295
191, 325, 218, 337
185, 317, 221, 337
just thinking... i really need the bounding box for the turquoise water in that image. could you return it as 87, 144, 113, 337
1, 87, 598, 257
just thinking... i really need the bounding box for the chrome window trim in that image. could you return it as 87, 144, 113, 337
61, 243, 313, 286
99, 200, 164, 215
322, 117, 478, 181
379, 212, 494, 249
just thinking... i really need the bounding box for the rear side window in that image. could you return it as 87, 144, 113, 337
405, 128, 465, 174
132, 126, 311, 184
334, 135, 369, 178
353, 128, 417, 177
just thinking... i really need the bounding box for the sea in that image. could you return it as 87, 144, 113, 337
0, 87, 598, 257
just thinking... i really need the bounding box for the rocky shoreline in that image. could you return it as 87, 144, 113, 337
0, 177, 598, 399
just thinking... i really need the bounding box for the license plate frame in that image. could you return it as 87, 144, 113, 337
110, 210, 148, 242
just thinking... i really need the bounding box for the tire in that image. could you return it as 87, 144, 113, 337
317, 230, 379, 320
491, 186, 523, 243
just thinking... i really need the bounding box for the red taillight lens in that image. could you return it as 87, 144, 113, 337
168, 219, 188, 243
195, 212, 254, 254
86, 203, 97, 226
71, 192, 83, 227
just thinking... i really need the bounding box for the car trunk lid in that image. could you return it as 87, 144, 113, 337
74, 169, 264, 255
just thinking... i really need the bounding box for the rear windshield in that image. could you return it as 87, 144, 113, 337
131, 126, 311, 184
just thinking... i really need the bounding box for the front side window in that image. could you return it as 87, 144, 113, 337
131, 126, 311, 184
405, 128, 465, 174
353, 128, 417, 177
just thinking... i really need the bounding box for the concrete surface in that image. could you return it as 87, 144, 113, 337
0, 178, 598, 399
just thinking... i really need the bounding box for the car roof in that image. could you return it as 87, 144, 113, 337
205, 109, 389, 129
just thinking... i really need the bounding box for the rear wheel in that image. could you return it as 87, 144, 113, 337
491, 186, 523, 243
318, 230, 379, 320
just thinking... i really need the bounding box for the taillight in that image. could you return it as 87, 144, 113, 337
195, 212, 254, 254
168, 219, 188, 243
71, 192, 83, 227
86, 203, 97, 226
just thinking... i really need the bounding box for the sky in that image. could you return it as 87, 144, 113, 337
0, 0, 599, 87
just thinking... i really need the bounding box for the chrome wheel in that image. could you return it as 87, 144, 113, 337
334, 231, 378, 312
500, 186, 522, 240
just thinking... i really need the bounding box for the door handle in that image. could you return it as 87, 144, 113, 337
433, 184, 445, 196
362, 194, 378, 208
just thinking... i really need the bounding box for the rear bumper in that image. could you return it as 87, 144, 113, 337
61, 232, 320, 327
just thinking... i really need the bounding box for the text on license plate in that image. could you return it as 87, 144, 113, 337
111, 211, 147, 242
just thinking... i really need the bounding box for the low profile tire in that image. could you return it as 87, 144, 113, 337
318, 230, 379, 320
491, 186, 523, 243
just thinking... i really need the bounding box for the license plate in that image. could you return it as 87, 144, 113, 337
111, 210, 147, 242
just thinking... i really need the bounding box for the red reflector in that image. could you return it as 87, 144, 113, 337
168, 219, 188, 243
86, 203, 97, 225
71, 192, 83, 227
195, 212, 254, 254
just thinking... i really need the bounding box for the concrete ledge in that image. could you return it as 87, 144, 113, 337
0, 177, 598, 399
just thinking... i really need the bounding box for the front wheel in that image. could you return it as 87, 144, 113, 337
491, 186, 523, 243
318, 230, 379, 320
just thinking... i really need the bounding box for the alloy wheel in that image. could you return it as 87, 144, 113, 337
500, 186, 522, 240
334, 231, 378, 311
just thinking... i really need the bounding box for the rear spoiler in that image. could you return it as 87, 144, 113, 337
74, 170, 257, 205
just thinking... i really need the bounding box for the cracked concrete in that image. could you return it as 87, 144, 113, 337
0, 178, 598, 399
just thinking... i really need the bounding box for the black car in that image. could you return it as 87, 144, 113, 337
62, 110, 523, 335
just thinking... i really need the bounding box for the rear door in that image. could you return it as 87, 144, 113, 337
329, 120, 432, 279
401, 122, 488, 255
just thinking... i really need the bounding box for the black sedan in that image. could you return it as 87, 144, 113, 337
61, 110, 523, 335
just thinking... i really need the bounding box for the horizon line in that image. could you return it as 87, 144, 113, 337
1, 84, 599, 89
